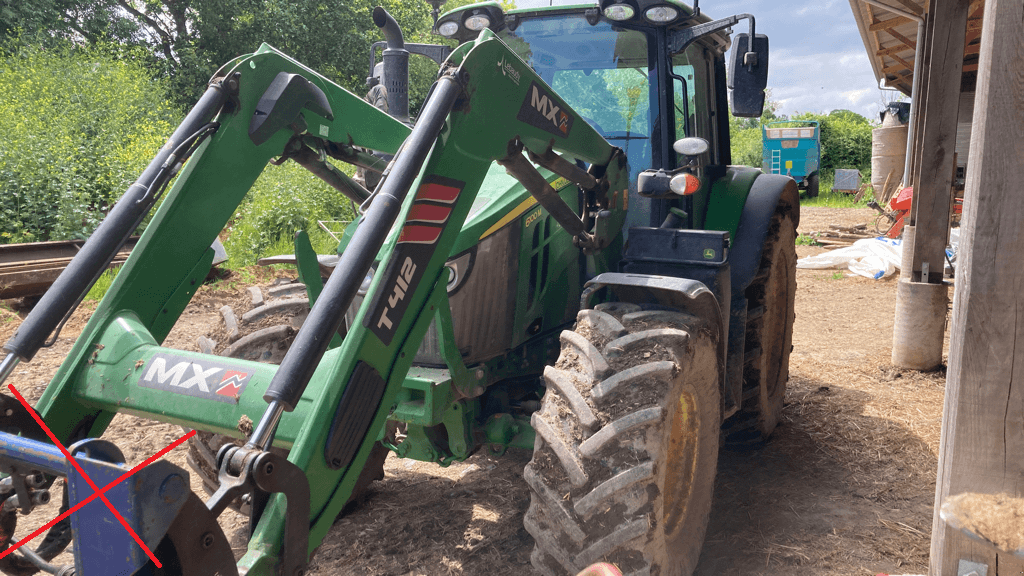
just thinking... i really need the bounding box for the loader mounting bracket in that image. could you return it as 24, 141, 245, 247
207, 446, 310, 575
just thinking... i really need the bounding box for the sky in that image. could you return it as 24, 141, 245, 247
710, 0, 895, 120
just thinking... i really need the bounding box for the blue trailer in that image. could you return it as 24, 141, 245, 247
763, 120, 821, 197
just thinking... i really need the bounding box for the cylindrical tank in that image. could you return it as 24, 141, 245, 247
872, 111, 909, 197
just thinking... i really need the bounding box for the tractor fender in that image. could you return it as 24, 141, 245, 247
581, 272, 727, 419
728, 172, 800, 294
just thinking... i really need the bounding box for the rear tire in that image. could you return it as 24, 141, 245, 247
525, 305, 720, 576
805, 173, 819, 198
186, 282, 390, 514
725, 208, 797, 444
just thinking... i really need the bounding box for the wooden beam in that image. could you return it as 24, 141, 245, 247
963, 63, 979, 72
877, 44, 915, 57
964, 42, 981, 55
929, 1, 1024, 574
905, 0, 969, 285
886, 72, 913, 88
869, 15, 914, 32
883, 61, 913, 75
887, 27, 919, 51
889, 0, 924, 16
891, 53, 916, 72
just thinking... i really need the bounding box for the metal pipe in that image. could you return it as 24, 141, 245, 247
247, 400, 284, 451
289, 143, 371, 204
0, 353, 19, 387
257, 73, 463, 420
857, 0, 924, 186
373, 7, 410, 123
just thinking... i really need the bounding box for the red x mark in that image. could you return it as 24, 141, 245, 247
0, 384, 199, 568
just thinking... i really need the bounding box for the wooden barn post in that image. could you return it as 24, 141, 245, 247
929, 0, 1024, 574
891, 0, 968, 370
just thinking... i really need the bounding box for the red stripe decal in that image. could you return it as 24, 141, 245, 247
416, 182, 461, 203
398, 225, 442, 245
407, 203, 452, 224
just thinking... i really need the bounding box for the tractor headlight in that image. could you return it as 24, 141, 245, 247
644, 6, 678, 23
603, 3, 636, 21
437, 20, 460, 37
464, 14, 492, 31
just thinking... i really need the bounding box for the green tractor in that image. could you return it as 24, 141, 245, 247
0, 1, 797, 575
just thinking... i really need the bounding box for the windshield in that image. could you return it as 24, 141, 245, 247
499, 15, 653, 181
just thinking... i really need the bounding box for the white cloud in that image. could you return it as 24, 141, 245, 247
796, 0, 839, 16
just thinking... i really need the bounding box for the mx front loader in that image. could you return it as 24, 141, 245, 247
0, 1, 798, 575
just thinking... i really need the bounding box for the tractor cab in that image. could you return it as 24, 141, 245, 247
435, 0, 769, 230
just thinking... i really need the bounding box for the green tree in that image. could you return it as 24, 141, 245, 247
0, 43, 179, 243
728, 90, 785, 168
791, 109, 873, 173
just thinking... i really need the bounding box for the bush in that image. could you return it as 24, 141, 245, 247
729, 104, 875, 183
0, 43, 180, 243
224, 161, 358, 266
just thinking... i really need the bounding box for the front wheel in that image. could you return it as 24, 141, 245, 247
525, 304, 721, 576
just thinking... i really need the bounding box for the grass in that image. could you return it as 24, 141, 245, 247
84, 266, 121, 301
801, 189, 874, 208
795, 234, 821, 246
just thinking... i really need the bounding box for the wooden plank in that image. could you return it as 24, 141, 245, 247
877, 44, 916, 57
883, 61, 914, 75
905, 0, 934, 186
889, 0, 924, 16
891, 53, 916, 72
887, 27, 920, 52
869, 14, 914, 32
963, 63, 979, 72
906, 0, 970, 284
929, 1, 1024, 574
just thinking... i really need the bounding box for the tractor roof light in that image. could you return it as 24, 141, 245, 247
603, 3, 636, 21
644, 5, 679, 23
437, 20, 460, 37
464, 13, 492, 31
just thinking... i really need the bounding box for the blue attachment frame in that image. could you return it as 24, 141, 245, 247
0, 433, 189, 576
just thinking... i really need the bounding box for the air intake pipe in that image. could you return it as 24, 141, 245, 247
373, 6, 410, 123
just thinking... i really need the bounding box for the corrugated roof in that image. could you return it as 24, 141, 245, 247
847, 0, 984, 96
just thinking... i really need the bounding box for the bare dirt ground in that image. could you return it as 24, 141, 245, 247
0, 206, 951, 575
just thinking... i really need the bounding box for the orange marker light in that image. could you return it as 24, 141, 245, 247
669, 172, 701, 195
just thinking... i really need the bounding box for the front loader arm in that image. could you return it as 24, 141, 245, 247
0, 31, 627, 576
241, 30, 630, 574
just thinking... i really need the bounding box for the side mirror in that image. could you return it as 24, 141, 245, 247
728, 32, 769, 118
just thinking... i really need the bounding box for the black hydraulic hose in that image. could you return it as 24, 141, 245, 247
262, 74, 463, 412
2, 83, 228, 361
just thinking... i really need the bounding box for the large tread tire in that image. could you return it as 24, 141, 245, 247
725, 209, 797, 445
186, 282, 390, 514
525, 305, 721, 576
